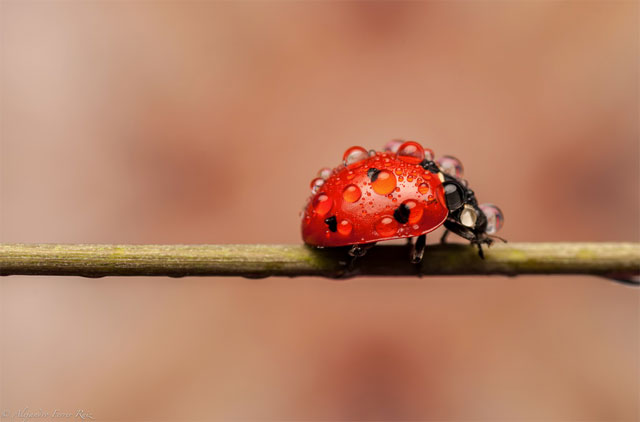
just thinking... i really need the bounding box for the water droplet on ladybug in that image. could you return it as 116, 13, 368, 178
437, 155, 464, 178
375, 216, 399, 236
317, 167, 333, 180
418, 183, 429, 194
384, 139, 404, 153
371, 170, 397, 195
402, 199, 424, 224
342, 184, 362, 202
337, 219, 353, 236
313, 193, 333, 216
310, 178, 324, 193
480, 204, 504, 234
424, 148, 435, 161
343, 146, 369, 168
397, 141, 425, 164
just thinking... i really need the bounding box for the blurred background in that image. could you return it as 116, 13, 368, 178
1, 1, 638, 420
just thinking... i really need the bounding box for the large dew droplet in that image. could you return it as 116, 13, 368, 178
424, 148, 435, 161
310, 178, 324, 193
402, 199, 424, 224
436, 155, 464, 178
337, 219, 353, 236
383, 139, 404, 153
342, 146, 369, 168
375, 216, 398, 237
313, 193, 333, 216
371, 170, 397, 195
342, 184, 361, 202
479, 204, 504, 234
397, 141, 425, 164
418, 183, 430, 194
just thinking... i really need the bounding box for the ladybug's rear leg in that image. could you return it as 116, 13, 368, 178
410, 234, 427, 264
348, 243, 375, 258
347, 243, 376, 270
440, 229, 450, 244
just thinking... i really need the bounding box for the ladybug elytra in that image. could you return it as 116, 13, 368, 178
301, 140, 504, 263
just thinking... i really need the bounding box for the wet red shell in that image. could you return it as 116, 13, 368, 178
302, 150, 448, 247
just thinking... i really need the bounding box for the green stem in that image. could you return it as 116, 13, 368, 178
1, 243, 638, 281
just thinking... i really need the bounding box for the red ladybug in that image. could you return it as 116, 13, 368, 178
301, 140, 504, 262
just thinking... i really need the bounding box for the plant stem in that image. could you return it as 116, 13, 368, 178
1, 243, 638, 281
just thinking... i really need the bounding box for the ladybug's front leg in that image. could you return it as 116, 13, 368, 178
410, 234, 427, 264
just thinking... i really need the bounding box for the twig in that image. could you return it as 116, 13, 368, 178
0, 243, 638, 282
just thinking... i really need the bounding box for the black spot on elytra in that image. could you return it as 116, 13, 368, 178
367, 168, 380, 182
393, 204, 410, 224
324, 216, 337, 232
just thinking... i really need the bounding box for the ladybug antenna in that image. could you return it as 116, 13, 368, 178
487, 234, 508, 243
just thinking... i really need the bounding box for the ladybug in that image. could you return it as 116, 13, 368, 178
301, 139, 504, 263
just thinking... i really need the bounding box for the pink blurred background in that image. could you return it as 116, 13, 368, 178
1, 1, 638, 421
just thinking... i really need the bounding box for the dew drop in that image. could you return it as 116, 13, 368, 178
418, 183, 429, 194
317, 167, 333, 180
375, 216, 399, 236
384, 139, 404, 153
342, 184, 361, 202
343, 146, 369, 168
310, 178, 324, 193
371, 170, 397, 195
312, 193, 333, 216
397, 141, 425, 164
337, 219, 353, 236
479, 204, 504, 234
424, 148, 435, 161
436, 155, 464, 178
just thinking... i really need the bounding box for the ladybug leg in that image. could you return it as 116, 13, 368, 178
440, 229, 450, 244
348, 243, 375, 258
410, 234, 427, 264
347, 243, 376, 270
475, 242, 485, 259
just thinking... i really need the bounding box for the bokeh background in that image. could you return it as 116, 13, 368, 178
1, 1, 638, 421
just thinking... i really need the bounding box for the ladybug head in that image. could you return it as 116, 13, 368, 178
427, 155, 504, 244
